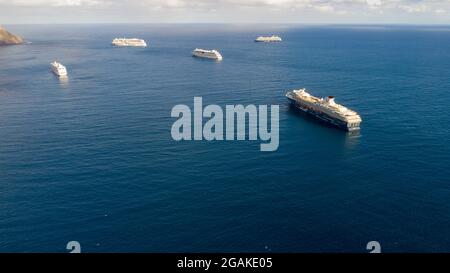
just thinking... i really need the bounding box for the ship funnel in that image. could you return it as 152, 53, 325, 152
325, 96, 336, 106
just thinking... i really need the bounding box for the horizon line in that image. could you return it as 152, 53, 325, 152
4, 22, 450, 26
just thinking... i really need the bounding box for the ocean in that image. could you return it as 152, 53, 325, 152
1, 24, 450, 252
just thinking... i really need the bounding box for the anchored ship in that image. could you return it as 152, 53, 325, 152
112, 38, 147, 47
255, 35, 282, 42
192, 48, 223, 60
286, 88, 362, 131
50, 61, 67, 77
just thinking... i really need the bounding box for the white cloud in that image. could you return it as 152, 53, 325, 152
366, 0, 382, 7
315, 4, 335, 12
0, 0, 102, 6
1, 0, 450, 23
399, 4, 429, 13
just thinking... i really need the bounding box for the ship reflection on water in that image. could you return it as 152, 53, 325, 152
343, 130, 361, 150
58, 76, 69, 87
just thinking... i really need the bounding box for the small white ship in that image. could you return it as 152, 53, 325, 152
286, 88, 362, 131
112, 38, 147, 47
255, 35, 282, 42
192, 48, 223, 61
50, 61, 68, 77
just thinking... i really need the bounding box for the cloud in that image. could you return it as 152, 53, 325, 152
314, 4, 336, 12
399, 3, 429, 13
0, 0, 103, 6
366, 0, 382, 7
1, 0, 450, 23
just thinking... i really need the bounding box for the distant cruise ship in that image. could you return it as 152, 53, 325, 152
286, 88, 362, 131
112, 38, 147, 47
50, 61, 67, 77
192, 48, 223, 60
255, 35, 282, 42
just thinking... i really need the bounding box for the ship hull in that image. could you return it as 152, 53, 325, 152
51, 67, 67, 77
255, 39, 281, 42
192, 52, 222, 60
287, 96, 360, 131
51, 71, 67, 77
111, 39, 147, 47
112, 43, 147, 47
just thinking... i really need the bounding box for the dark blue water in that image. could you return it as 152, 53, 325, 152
1, 24, 450, 253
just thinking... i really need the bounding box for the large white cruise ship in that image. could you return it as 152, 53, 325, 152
255, 35, 282, 42
50, 61, 67, 77
112, 38, 147, 47
286, 88, 362, 131
192, 48, 223, 60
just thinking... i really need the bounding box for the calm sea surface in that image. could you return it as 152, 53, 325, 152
1, 24, 450, 252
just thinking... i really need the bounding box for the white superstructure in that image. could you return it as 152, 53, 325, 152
286, 88, 362, 131
50, 61, 67, 77
255, 35, 282, 42
192, 48, 223, 60
112, 38, 147, 47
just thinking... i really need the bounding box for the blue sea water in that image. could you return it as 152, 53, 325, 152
1, 24, 450, 253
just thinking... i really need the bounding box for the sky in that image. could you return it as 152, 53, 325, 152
0, 0, 449, 24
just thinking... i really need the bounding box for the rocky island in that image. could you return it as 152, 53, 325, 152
0, 26, 23, 45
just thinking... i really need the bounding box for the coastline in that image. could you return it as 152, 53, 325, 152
0, 26, 23, 45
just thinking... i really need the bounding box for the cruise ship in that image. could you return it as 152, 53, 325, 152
255, 35, 282, 42
112, 38, 147, 47
286, 88, 362, 131
192, 48, 223, 60
50, 61, 67, 77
